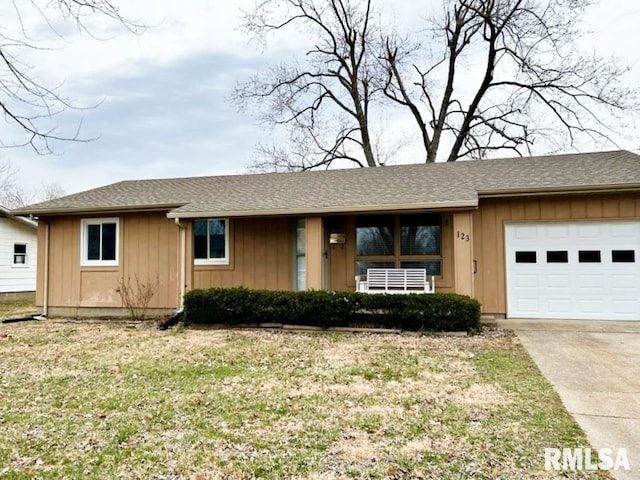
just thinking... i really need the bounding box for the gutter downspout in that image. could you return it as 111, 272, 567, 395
42, 220, 50, 317
174, 218, 186, 310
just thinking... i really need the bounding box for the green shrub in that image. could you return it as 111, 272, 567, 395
183, 288, 481, 332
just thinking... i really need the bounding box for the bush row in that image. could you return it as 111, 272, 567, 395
183, 288, 481, 332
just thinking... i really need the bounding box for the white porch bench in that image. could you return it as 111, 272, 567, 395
355, 268, 435, 294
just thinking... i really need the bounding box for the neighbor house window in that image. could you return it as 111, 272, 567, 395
356, 214, 442, 276
81, 218, 119, 266
194, 219, 229, 265
13, 243, 27, 265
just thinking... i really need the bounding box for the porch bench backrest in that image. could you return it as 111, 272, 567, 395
364, 268, 434, 293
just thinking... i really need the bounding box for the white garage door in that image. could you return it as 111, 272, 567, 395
506, 220, 640, 320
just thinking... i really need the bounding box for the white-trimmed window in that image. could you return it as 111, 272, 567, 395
194, 218, 229, 265
13, 243, 27, 266
81, 218, 119, 266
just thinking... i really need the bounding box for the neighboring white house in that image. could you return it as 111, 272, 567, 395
0, 206, 37, 296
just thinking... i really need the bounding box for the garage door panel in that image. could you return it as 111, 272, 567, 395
577, 274, 604, 289
610, 223, 636, 239
578, 299, 605, 313
515, 274, 538, 288
514, 225, 538, 239
515, 298, 540, 313
547, 299, 572, 314
506, 220, 639, 321
577, 224, 602, 238
547, 274, 570, 288
612, 300, 638, 314
610, 274, 636, 289
545, 225, 570, 239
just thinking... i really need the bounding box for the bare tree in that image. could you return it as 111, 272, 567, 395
0, 160, 18, 197
1, 1, 143, 154
383, 0, 638, 162
233, 0, 385, 170
236, 0, 638, 170
39, 181, 66, 202
1, 185, 33, 210
1, 182, 66, 209
0, 159, 65, 208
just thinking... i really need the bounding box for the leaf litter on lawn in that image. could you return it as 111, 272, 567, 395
0, 320, 610, 479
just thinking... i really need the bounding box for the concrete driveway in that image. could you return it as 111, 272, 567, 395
496, 319, 640, 480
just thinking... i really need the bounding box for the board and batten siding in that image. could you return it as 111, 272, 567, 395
192, 212, 457, 294
190, 217, 294, 291
36, 212, 180, 310
121, 213, 180, 308
473, 193, 640, 315
0, 218, 37, 293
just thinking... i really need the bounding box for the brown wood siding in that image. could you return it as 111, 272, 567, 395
48, 217, 81, 307
473, 192, 640, 315
193, 217, 293, 291
35, 224, 46, 306
122, 213, 180, 309
452, 211, 474, 296
439, 214, 454, 293
327, 216, 351, 291
79, 270, 120, 307
37, 213, 180, 311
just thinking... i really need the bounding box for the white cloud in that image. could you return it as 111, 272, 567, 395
2, 1, 298, 82
9, 50, 266, 192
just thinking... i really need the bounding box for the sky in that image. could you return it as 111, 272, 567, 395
2, 0, 640, 197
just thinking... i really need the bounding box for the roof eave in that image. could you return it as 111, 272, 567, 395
166, 200, 479, 219
478, 184, 640, 199
12, 203, 187, 217
0, 213, 37, 229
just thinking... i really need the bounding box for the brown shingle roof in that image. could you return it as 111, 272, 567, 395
13, 150, 640, 217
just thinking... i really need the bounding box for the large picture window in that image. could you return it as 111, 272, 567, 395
194, 219, 229, 265
356, 214, 442, 276
81, 218, 119, 266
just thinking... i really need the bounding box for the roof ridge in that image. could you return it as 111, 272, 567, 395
110, 149, 635, 185
11, 150, 640, 216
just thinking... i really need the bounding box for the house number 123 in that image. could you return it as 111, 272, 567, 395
457, 231, 470, 242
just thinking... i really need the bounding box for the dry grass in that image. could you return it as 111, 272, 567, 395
0, 321, 610, 479
0, 298, 37, 319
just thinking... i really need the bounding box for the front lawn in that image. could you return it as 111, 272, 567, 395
0, 298, 37, 319
0, 321, 609, 479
